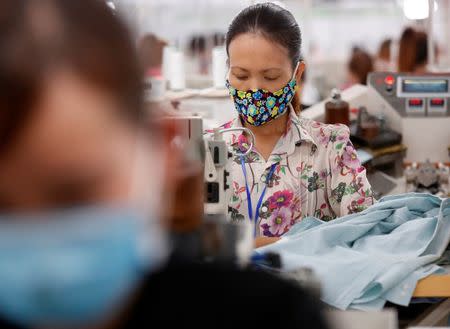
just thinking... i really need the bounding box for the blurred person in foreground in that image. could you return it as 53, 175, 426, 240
0, 1, 329, 329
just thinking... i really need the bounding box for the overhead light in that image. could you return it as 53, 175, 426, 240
403, 0, 428, 20
402, 0, 438, 20
107, 1, 115, 11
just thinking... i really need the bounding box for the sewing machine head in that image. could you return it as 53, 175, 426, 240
159, 114, 256, 265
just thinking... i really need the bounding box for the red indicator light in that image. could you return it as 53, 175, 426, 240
408, 98, 423, 106
384, 75, 395, 85
430, 98, 444, 106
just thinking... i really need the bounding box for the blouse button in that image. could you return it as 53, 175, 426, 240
261, 206, 268, 213
261, 176, 266, 182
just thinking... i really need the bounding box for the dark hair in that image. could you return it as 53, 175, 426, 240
225, 3, 302, 113
213, 33, 225, 47
398, 27, 418, 72
377, 39, 391, 61
0, 0, 143, 153
138, 33, 167, 74
415, 31, 428, 67
398, 27, 434, 73
348, 48, 373, 85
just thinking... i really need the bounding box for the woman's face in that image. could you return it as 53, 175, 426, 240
0, 70, 140, 212
228, 32, 304, 92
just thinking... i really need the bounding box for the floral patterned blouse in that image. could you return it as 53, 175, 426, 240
221, 107, 375, 238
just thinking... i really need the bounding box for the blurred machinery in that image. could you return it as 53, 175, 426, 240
305, 73, 450, 163
366, 72, 450, 163
162, 115, 255, 265
405, 161, 449, 197
350, 106, 402, 150
304, 72, 450, 197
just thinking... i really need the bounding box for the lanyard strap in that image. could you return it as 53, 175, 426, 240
240, 157, 277, 237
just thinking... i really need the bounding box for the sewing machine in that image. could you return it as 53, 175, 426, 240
366, 72, 450, 163
304, 73, 450, 197
162, 115, 255, 265
163, 111, 450, 328
305, 73, 450, 163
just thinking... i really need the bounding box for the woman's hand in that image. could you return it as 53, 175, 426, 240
254, 237, 280, 248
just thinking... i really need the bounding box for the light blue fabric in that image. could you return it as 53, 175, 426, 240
356, 149, 373, 165
256, 193, 450, 310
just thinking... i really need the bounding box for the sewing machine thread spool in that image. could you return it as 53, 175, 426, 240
168, 49, 186, 91
212, 46, 227, 89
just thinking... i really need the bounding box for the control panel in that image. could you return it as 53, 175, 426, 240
368, 72, 450, 117
366, 72, 450, 162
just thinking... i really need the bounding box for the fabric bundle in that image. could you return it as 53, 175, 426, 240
257, 193, 450, 310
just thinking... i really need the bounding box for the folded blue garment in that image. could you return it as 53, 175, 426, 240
256, 193, 450, 310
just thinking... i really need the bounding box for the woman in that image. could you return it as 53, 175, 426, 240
412, 31, 430, 74
222, 3, 374, 247
345, 47, 374, 87
398, 27, 435, 73
398, 27, 417, 73
0, 1, 328, 328
374, 38, 394, 72
0, 0, 171, 326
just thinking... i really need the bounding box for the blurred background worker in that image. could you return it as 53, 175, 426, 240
137, 33, 168, 77
188, 35, 210, 74
374, 38, 394, 72
397, 26, 438, 74
398, 27, 425, 73
0, 1, 329, 328
342, 47, 374, 88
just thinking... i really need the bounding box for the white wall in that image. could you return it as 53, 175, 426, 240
114, 0, 450, 96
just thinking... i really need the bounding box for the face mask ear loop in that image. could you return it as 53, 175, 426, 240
292, 61, 303, 92
292, 61, 301, 81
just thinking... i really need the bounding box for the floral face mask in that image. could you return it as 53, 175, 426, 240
226, 65, 299, 127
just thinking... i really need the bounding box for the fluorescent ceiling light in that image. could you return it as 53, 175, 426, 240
403, 0, 438, 20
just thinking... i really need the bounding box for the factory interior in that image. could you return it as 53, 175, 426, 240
0, 0, 450, 328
